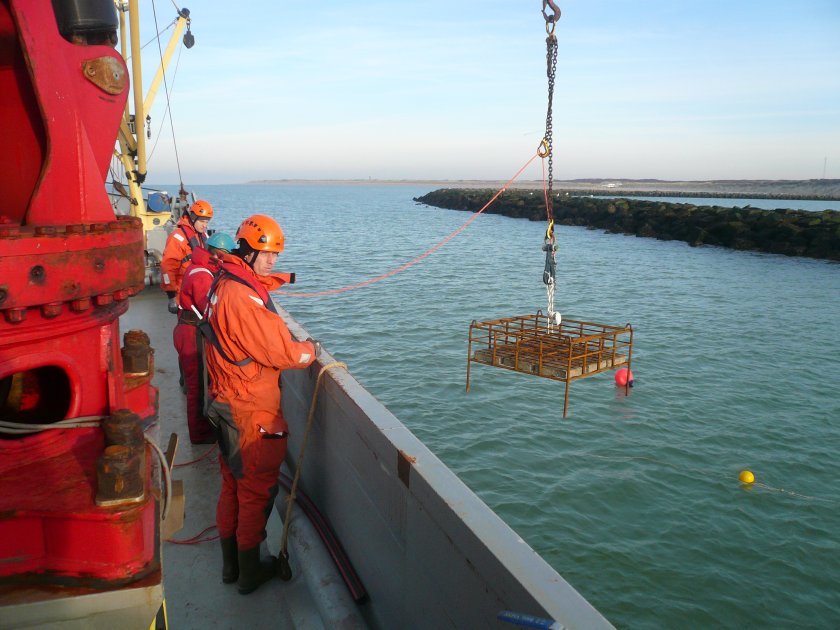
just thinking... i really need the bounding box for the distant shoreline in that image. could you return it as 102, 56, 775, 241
245, 178, 840, 200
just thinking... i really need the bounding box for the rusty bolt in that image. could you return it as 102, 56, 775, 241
94, 293, 113, 306
96, 444, 144, 503
70, 297, 91, 312
42, 302, 63, 318
4, 308, 26, 323
124, 330, 151, 347
123, 329, 151, 374
103, 409, 144, 449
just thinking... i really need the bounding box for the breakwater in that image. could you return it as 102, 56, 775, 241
555, 189, 840, 201
414, 189, 840, 262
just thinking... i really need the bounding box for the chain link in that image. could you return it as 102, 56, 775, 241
542, 8, 560, 328
544, 33, 558, 221
545, 282, 560, 332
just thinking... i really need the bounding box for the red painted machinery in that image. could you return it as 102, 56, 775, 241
0, 0, 163, 626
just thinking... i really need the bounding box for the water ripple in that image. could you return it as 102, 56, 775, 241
198, 184, 840, 629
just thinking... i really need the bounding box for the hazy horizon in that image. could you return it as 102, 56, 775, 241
131, 1, 839, 185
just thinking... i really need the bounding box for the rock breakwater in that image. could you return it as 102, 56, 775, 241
414, 189, 840, 262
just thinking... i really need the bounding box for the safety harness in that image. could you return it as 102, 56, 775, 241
198, 264, 290, 366
178, 224, 206, 265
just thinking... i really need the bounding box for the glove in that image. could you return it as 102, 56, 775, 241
306, 337, 322, 358
167, 297, 178, 314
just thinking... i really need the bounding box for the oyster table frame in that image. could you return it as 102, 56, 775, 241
467, 313, 634, 417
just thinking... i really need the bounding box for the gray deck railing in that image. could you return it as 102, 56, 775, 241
278, 306, 613, 630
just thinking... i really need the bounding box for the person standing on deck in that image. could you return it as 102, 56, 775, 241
204, 215, 319, 595
160, 199, 213, 313
173, 232, 235, 444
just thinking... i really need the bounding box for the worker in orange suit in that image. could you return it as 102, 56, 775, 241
173, 232, 236, 444
160, 199, 213, 313
204, 214, 319, 595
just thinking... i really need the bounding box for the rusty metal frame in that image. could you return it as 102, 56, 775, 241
466, 312, 633, 417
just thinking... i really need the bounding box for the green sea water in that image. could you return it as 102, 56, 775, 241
190, 183, 839, 629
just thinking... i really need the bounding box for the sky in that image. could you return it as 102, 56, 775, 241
130, 0, 840, 184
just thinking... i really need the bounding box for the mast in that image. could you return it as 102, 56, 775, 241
114, 1, 192, 235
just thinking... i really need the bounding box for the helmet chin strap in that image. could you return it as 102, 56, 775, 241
234, 243, 258, 269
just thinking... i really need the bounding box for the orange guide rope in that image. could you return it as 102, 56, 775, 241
276, 151, 541, 298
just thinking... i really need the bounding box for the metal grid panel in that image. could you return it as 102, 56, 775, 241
467, 313, 633, 416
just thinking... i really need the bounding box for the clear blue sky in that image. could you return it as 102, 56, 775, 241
134, 0, 840, 184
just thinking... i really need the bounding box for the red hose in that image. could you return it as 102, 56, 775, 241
278, 472, 367, 603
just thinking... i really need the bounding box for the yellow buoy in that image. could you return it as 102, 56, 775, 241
739, 470, 755, 484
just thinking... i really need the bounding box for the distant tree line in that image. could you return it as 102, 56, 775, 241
414, 189, 840, 262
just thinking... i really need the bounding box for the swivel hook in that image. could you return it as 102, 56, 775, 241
545, 219, 555, 243
542, 0, 561, 35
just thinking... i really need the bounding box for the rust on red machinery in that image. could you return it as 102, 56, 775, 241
0, 0, 158, 590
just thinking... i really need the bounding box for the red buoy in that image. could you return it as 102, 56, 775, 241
615, 367, 634, 387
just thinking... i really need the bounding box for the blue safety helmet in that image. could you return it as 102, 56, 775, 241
205, 232, 236, 253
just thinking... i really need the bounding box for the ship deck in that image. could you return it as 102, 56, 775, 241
122, 287, 613, 630
122, 288, 365, 630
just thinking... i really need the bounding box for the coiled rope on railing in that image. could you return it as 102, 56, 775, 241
277, 361, 347, 577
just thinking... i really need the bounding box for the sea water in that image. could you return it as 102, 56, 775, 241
183, 184, 840, 629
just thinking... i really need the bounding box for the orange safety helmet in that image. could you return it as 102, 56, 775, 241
236, 215, 285, 252
190, 199, 214, 218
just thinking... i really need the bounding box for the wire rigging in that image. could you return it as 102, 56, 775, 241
276, 152, 540, 298
147, 43, 184, 163
150, 0, 185, 191
122, 19, 176, 62
274, 4, 562, 302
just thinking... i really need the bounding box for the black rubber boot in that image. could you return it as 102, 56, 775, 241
237, 546, 276, 595
220, 537, 238, 584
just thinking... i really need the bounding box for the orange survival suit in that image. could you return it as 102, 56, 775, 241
160, 215, 207, 297
173, 246, 218, 443
204, 253, 316, 551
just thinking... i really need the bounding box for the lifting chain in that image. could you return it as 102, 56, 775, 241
542, 0, 559, 214
540, 1, 561, 327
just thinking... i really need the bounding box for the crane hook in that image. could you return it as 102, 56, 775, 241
542, 0, 561, 35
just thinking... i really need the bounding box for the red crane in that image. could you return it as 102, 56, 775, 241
0, 1, 164, 625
